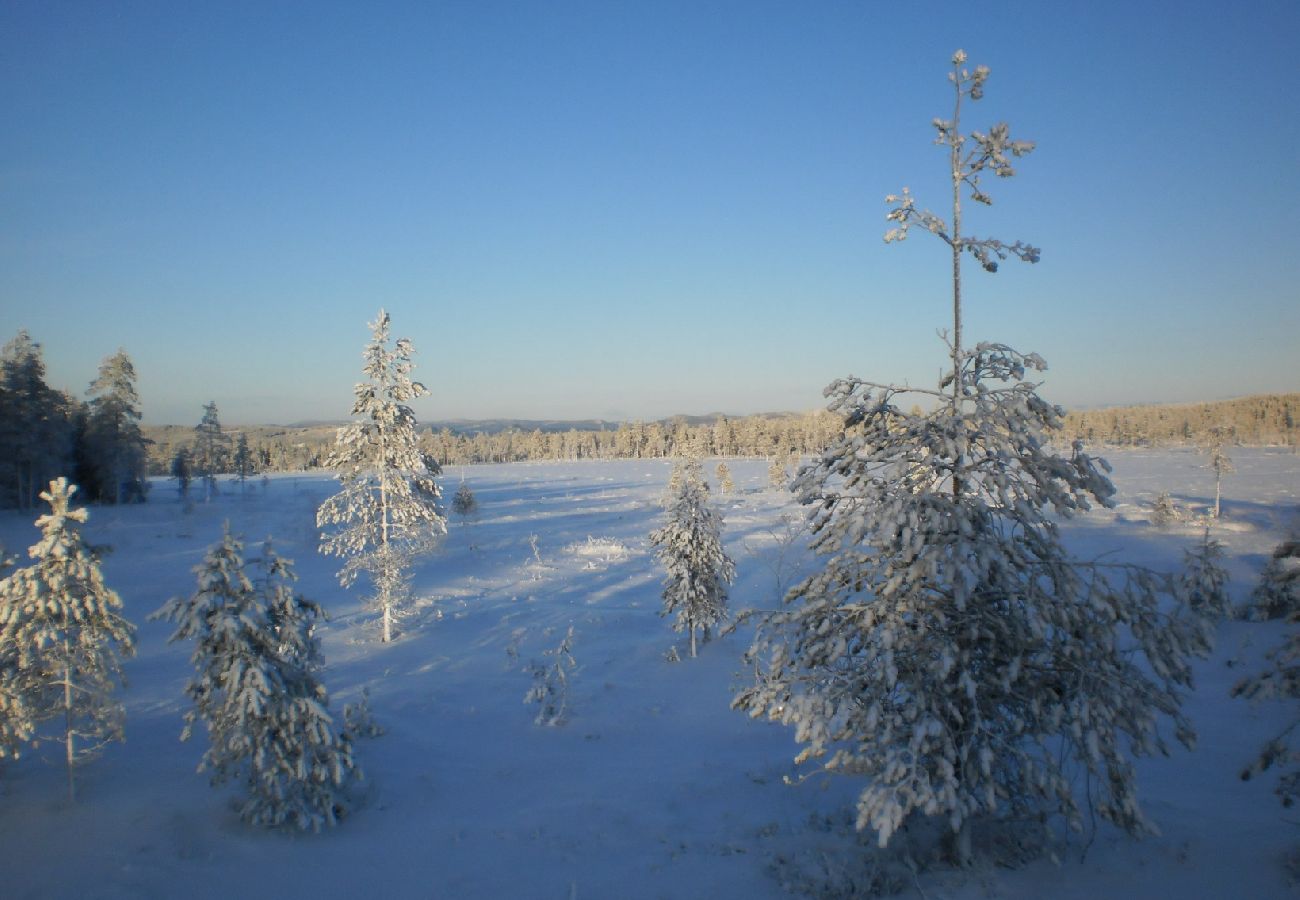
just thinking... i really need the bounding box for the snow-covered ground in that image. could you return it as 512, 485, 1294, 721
1, 448, 1297, 899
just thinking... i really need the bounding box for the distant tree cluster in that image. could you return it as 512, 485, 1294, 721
0, 332, 148, 509
1064, 394, 1299, 447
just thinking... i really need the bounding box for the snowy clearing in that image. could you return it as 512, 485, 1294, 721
1, 449, 1298, 899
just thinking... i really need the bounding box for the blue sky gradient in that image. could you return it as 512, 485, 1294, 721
3, 1, 1296, 424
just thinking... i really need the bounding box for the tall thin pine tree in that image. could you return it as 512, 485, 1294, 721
317, 310, 446, 643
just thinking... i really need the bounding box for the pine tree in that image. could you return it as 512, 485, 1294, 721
232, 433, 254, 486
649, 457, 734, 658
716, 461, 734, 495
734, 51, 1209, 866
1232, 611, 1300, 806
171, 448, 192, 499
1202, 429, 1234, 519
83, 349, 148, 504
0, 479, 135, 800
192, 401, 230, 502
152, 528, 358, 830
1176, 530, 1231, 620
767, 456, 787, 490
317, 310, 446, 643
452, 481, 478, 518
1244, 535, 1300, 621
0, 331, 75, 510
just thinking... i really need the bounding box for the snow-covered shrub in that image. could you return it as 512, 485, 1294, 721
1243, 536, 1300, 621
1176, 531, 1232, 620
452, 481, 478, 517
153, 527, 358, 831
650, 457, 735, 658
0, 479, 135, 799
525, 625, 576, 726
342, 688, 386, 739
317, 310, 446, 643
1150, 491, 1182, 527
734, 51, 1210, 866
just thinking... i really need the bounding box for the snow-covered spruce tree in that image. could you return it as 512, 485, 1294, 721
0, 544, 32, 761
193, 401, 230, 502
0, 479, 135, 801
733, 51, 1209, 866
650, 457, 735, 658
716, 461, 734, 495
1243, 535, 1300, 621
83, 349, 148, 504
152, 527, 358, 831
171, 447, 192, 499
233, 433, 253, 486
1232, 613, 1300, 807
452, 480, 478, 518
1175, 530, 1231, 620
767, 456, 788, 490
317, 310, 446, 643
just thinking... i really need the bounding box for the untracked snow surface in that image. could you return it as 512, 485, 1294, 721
1, 450, 1297, 899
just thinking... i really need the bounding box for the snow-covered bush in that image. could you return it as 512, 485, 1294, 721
1150, 491, 1182, 527
650, 457, 735, 658
525, 625, 577, 726
1242, 536, 1300, 621
317, 310, 446, 643
734, 51, 1210, 866
343, 688, 386, 739
153, 527, 358, 831
1176, 531, 1232, 619
0, 479, 135, 799
452, 481, 478, 518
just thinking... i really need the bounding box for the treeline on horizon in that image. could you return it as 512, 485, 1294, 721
144, 392, 1300, 477
1, 327, 1295, 512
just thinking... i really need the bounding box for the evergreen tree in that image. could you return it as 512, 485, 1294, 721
1243, 535, 1300, 621
649, 457, 734, 658
1203, 430, 1234, 519
452, 480, 478, 518
715, 461, 734, 494
233, 433, 254, 486
317, 310, 446, 643
734, 51, 1209, 865
1233, 610, 1300, 807
0, 479, 135, 800
1150, 490, 1181, 527
193, 401, 230, 502
0, 332, 75, 510
83, 349, 148, 504
171, 447, 192, 499
1176, 531, 1231, 620
767, 456, 787, 490
152, 528, 357, 830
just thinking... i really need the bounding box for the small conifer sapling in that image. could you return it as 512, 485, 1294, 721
0, 479, 135, 801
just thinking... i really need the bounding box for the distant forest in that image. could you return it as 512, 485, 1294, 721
145, 393, 1300, 476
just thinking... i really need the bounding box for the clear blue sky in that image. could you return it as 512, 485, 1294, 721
3, 1, 1296, 425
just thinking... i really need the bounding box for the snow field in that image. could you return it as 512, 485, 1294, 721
0, 450, 1297, 898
